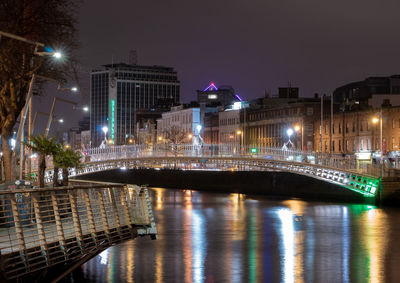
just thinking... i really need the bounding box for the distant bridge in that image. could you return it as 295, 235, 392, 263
68, 144, 383, 200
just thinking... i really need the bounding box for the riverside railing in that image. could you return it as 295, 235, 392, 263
0, 183, 157, 280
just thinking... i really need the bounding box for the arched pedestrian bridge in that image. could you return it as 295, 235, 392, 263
70, 144, 384, 200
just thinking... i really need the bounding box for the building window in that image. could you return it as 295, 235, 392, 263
339, 123, 341, 134
393, 137, 395, 150
360, 121, 363, 132
346, 140, 349, 151
332, 124, 335, 134
332, 140, 335, 152
352, 121, 356, 132
352, 140, 356, 152
339, 140, 342, 152
367, 122, 370, 131
367, 139, 370, 150
393, 119, 396, 129
360, 139, 364, 151
346, 123, 349, 133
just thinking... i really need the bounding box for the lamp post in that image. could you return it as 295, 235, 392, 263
372, 109, 383, 177
44, 97, 78, 137
294, 124, 303, 151
102, 126, 109, 143
236, 130, 243, 154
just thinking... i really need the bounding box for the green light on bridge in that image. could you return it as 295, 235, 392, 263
251, 148, 257, 153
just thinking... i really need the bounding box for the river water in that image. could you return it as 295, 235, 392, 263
67, 188, 400, 283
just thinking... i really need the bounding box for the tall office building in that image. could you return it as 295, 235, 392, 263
90, 63, 180, 146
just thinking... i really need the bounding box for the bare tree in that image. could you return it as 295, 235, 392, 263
0, 0, 79, 181
161, 125, 189, 168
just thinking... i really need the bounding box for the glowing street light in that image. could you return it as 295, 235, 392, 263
294, 124, 303, 151
102, 126, 108, 142
286, 128, 294, 138
372, 112, 383, 177
188, 133, 193, 139
83, 106, 89, 112
53, 51, 62, 59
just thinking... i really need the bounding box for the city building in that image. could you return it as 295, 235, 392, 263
90, 63, 180, 146
218, 107, 241, 145
333, 75, 400, 110
157, 105, 201, 145
244, 92, 330, 151
203, 112, 219, 144
197, 83, 241, 107
315, 106, 400, 155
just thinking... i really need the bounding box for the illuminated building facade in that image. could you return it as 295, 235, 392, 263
90, 63, 180, 146
315, 106, 400, 155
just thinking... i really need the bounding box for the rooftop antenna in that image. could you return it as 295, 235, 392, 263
129, 50, 138, 65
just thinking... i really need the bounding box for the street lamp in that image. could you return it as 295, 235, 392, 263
236, 130, 243, 154
286, 128, 294, 139
102, 126, 109, 142
294, 124, 303, 151
1, 30, 65, 180
44, 97, 77, 137
372, 110, 383, 177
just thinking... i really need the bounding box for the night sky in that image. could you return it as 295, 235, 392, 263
35, 0, 400, 134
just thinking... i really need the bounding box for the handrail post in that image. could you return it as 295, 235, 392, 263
120, 186, 135, 236
10, 196, 29, 271
50, 191, 66, 258
32, 193, 49, 265
69, 190, 84, 253
83, 190, 98, 247
109, 187, 122, 239
97, 189, 111, 244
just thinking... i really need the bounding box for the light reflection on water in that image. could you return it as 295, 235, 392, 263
67, 188, 400, 283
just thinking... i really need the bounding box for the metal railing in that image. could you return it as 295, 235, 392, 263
84, 143, 384, 177
0, 183, 157, 280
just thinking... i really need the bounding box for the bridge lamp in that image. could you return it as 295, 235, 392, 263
294, 125, 301, 132
196, 124, 202, 133
188, 133, 193, 139
102, 126, 109, 142
286, 128, 294, 138
236, 130, 242, 135
372, 117, 379, 124
158, 136, 163, 141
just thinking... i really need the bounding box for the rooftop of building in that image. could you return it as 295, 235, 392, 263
92, 62, 177, 73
